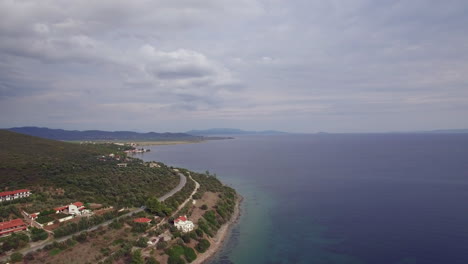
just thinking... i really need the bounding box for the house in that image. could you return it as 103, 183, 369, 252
117, 163, 127, 168
0, 219, 27, 237
149, 162, 161, 168
147, 237, 159, 246
54, 202, 86, 215
133, 217, 152, 224
174, 216, 194, 233
0, 189, 31, 202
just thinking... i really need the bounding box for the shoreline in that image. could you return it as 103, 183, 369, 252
192, 194, 243, 264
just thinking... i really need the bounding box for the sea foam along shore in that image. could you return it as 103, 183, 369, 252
192, 194, 243, 264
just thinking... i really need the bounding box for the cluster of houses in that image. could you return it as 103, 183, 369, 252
124, 148, 150, 154
26, 202, 90, 228
0, 189, 31, 202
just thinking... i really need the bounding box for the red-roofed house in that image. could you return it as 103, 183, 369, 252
0, 219, 27, 236
174, 215, 194, 232
0, 189, 31, 202
134, 218, 152, 223
55, 202, 86, 215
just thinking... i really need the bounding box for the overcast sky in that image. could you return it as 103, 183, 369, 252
1, 0, 467, 133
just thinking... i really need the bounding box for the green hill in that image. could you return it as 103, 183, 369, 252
0, 130, 179, 211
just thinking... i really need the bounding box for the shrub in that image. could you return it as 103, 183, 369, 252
156, 240, 168, 250
146, 256, 160, 264
135, 237, 148, 248
168, 256, 185, 264
10, 252, 23, 263
195, 239, 210, 253
184, 246, 197, 262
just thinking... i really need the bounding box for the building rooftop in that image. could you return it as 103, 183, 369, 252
174, 216, 188, 223
0, 189, 30, 197
0, 219, 26, 230
134, 217, 152, 223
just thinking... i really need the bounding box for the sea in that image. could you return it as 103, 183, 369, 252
135, 134, 468, 264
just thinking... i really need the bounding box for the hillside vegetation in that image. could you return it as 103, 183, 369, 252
0, 130, 179, 210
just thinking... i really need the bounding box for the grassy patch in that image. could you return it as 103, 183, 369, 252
49, 248, 62, 256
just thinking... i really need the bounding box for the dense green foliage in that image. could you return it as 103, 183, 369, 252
0, 204, 21, 222
146, 256, 160, 264
1, 232, 29, 252
195, 239, 211, 253
30, 227, 48, 241
0, 130, 180, 210
166, 244, 196, 264
146, 196, 172, 216
9, 252, 23, 263
131, 249, 144, 264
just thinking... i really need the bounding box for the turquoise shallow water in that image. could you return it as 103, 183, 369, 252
136, 134, 468, 264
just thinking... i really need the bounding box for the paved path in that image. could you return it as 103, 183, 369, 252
159, 173, 187, 202
0, 173, 187, 262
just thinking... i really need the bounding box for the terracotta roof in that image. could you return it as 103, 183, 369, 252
73, 202, 84, 207
0, 219, 26, 230
174, 216, 187, 223
0, 189, 30, 197
54, 206, 68, 211
134, 218, 151, 223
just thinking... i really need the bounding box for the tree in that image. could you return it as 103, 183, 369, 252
184, 246, 197, 262
146, 197, 171, 216
196, 239, 211, 253
31, 227, 48, 241
146, 256, 160, 264
135, 237, 149, 248
131, 249, 144, 264
10, 252, 23, 263
181, 233, 191, 244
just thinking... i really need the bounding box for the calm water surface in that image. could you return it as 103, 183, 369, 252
136, 134, 468, 264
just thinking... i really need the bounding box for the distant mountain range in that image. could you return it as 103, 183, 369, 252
6, 127, 203, 141
186, 128, 289, 136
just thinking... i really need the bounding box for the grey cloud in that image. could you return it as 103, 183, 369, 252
0, 0, 467, 132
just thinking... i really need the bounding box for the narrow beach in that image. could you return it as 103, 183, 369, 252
192, 195, 243, 264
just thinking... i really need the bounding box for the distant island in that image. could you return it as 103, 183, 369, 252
0, 130, 241, 264
186, 128, 289, 136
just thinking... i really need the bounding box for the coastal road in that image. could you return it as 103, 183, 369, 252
159, 173, 187, 202
0, 173, 187, 262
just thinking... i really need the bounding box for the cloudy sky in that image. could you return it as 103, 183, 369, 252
1, 0, 467, 133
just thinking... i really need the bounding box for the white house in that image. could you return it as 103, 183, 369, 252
174, 216, 194, 233
0, 189, 31, 202
54, 202, 86, 215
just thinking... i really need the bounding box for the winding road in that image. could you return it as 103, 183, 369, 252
0, 173, 187, 262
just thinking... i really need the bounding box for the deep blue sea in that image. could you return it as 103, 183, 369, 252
136, 134, 468, 264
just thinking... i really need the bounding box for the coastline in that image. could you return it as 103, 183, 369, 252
192, 194, 243, 264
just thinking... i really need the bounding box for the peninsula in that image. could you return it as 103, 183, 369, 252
0, 130, 240, 264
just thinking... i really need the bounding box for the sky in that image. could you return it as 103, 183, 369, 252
1, 0, 468, 133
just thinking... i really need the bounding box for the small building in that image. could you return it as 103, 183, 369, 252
174, 216, 194, 233
149, 162, 161, 168
147, 237, 159, 246
117, 163, 127, 168
0, 219, 27, 237
54, 202, 86, 215
133, 217, 152, 224
0, 189, 31, 202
